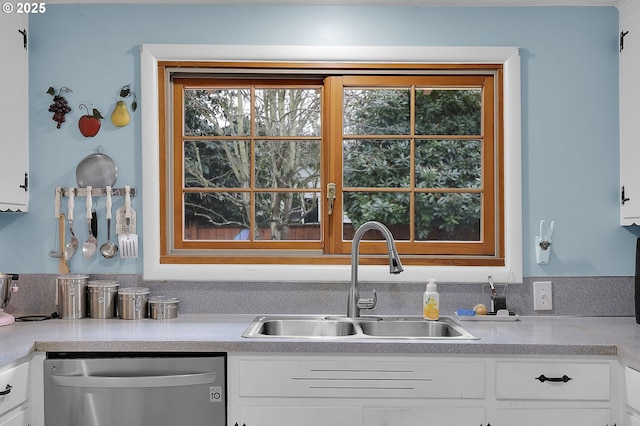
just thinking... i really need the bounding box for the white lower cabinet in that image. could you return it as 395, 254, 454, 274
0, 360, 30, 426
228, 353, 488, 426
0, 408, 28, 426
494, 358, 617, 426
228, 353, 619, 426
625, 366, 640, 426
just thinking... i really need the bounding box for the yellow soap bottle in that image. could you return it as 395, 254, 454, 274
423, 279, 439, 320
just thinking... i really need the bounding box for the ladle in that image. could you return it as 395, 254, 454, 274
100, 186, 118, 258
82, 186, 98, 259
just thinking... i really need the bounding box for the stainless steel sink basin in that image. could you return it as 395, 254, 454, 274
358, 317, 467, 338
242, 315, 479, 340
246, 316, 358, 337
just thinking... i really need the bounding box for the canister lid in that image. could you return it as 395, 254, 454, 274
87, 280, 120, 289
118, 287, 150, 295
56, 274, 89, 280
148, 296, 179, 305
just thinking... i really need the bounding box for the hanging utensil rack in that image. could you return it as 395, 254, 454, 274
59, 187, 136, 198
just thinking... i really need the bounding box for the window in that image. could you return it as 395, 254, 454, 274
161, 64, 502, 267
142, 45, 522, 282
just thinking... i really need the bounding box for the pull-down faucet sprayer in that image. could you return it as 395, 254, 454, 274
347, 221, 404, 318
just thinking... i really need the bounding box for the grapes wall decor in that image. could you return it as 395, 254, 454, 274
47, 87, 72, 129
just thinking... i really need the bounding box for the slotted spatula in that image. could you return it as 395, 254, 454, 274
117, 186, 138, 258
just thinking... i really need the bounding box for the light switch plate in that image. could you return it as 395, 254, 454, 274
533, 281, 553, 311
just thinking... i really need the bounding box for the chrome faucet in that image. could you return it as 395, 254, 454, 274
347, 221, 404, 318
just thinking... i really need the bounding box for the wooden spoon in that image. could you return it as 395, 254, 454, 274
58, 213, 70, 274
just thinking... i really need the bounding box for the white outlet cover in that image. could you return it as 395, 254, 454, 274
533, 281, 553, 311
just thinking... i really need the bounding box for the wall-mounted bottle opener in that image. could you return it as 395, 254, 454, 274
536, 220, 554, 264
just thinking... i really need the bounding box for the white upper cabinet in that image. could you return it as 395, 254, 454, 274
620, 1, 640, 225
0, 11, 29, 212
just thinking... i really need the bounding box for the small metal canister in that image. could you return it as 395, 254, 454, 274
118, 287, 150, 320
87, 280, 119, 319
148, 296, 179, 320
56, 274, 89, 319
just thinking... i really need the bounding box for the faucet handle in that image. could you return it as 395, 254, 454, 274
357, 289, 377, 310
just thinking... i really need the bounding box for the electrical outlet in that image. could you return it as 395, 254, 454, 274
533, 281, 553, 311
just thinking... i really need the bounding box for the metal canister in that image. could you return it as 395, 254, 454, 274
117, 287, 150, 320
148, 296, 179, 320
87, 280, 119, 319
56, 274, 89, 319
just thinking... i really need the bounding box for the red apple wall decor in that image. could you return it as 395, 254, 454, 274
78, 103, 104, 137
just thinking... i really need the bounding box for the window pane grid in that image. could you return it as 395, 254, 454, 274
341, 82, 484, 245
180, 82, 322, 243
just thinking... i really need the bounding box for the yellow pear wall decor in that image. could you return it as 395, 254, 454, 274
111, 100, 130, 127
111, 84, 137, 127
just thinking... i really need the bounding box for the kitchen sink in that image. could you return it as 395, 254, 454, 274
248, 317, 358, 337
242, 315, 479, 340
358, 317, 468, 338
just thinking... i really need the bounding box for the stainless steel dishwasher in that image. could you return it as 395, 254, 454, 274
43, 352, 226, 426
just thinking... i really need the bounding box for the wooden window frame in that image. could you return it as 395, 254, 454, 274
158, 61, 504, 268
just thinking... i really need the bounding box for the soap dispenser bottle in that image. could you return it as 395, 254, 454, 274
423, 279, 440, 320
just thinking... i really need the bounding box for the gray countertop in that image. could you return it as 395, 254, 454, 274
2, 314, 640, 367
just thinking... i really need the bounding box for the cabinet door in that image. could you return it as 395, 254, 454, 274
620, 3, 640, 224
628, 411, 640, 426
363, 407, 484, 426
0, 363, 29, 416
0, 11, 29, 212
237, 406, 361, 426
0, 408, 29, 426
496, 408, 610, 426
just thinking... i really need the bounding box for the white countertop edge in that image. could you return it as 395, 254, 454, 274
1, 314, 636, 368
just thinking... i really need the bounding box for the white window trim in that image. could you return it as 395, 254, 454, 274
140, 44, 522, 283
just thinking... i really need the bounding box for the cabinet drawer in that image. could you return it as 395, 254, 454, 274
495, 361, 610, 401
237, 356, 485, 399
0, 363, 28, 415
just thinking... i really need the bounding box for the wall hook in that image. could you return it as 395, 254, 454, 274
535, 220, 554, 264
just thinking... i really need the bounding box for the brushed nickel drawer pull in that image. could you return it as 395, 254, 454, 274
535, 374, 572, 383
0, 384, 12, 396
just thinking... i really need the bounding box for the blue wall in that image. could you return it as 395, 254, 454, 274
0, 4, 630, 277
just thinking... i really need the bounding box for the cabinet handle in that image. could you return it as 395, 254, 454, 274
0, 384, 12, 396
535, 374, 572, 383
621, 30, 629, 52
622, 186, 630, 205
18, 29, 27, 50
19, 173, 28, 192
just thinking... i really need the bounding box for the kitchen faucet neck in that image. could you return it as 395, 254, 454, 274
347, 221, 403, 318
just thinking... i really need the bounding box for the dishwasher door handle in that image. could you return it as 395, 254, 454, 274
51, 372, 216, 388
